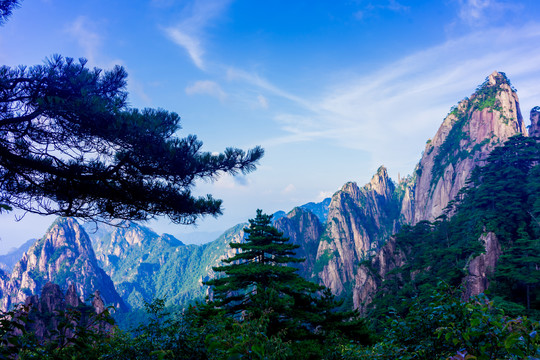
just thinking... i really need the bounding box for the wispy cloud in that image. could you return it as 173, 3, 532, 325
165, 28, 205, 69
65, 16, 101, 64
257, 95, 269, 109
163, 0, 231, 70
258, 24, 540, 175
226, 67, 312, 108
455, 0, 515, 26
282, 184, 296, 194
186, 80, 227, 101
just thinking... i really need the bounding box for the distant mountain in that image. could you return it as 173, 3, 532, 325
0, 238, 35, 272
87, 221, 247, 308
0, 218, 125, 311
299, 198, 331, 223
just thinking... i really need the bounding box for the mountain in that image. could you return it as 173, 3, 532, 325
0, 238, 35, 271
0, 218, 125, 311
412, 71, 526, 223
340, 71, 530, 310
86, 221, 247, 308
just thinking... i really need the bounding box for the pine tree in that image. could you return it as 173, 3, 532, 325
0, 56, 263, 224
205, 209, 371, 343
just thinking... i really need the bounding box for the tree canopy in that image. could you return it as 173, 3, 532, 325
0, 55, 263, 224
206, 210, 371, 345
0, 0, 20, 26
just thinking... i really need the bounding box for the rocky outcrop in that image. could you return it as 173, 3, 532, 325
413, 72, 525, 223
15, 282, 112, 342
530, 107, 540, 137
353, 236, 406, 311
274, 207, 323, 279
315, 166, 403, 296
0, 218, 125, 312
462, 232, 502, 300
325, 72, 528, 311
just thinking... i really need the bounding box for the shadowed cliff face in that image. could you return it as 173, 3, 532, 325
314, 166, 404, 297
531, 107, 540, 137
413, 71, 525, 223
0, 218, 125, 312
274, 207, 323, 279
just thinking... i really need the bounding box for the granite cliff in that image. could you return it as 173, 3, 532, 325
413, 72, 526, 223
345, 72, 530, 310
0, 218, 125, 311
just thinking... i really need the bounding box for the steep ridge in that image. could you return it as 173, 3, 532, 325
351, 72, 529, 311
0, 218, 125, 311
274, 207, 323, 279
313, 166, 406, 298
413, 71, 526, 223
0, 238, 35, 271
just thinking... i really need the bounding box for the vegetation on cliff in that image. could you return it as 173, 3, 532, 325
367, 134, 540, 327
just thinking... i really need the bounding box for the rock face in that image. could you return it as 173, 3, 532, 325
17, 282, 112, 342
462, 232, 502, 300
0, 238, 35, 272
353, 236, 406, 311
274, 207, 323, 279
413, 72, 525, 223
314, 166, 406, 297
309, 72, 529, 310
0, 218, 125, 311
530, 107, 540, 137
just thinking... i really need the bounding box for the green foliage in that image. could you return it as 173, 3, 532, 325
0, 55, 263, 224
0, 302, 117, 360
430, 73, 514, 190
342, 284, 540, 359
368, 135, 540, 327
206, 209, 372, 348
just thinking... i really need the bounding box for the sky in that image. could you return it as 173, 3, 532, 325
1, 0, 540, 252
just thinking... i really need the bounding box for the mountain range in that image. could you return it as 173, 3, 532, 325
0, 71, 537, 313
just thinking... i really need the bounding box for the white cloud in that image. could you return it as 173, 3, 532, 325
165, 28, 205, 70
317, 191, 334, 201
186, 80, 227, 101
214, 173, 251, 189
282, 184, 296, 194
257, 95, 269, 109
226, 67, 312, 108
65, 16, 101, 64
163, 0, 231, 70
456, 0, 515, 26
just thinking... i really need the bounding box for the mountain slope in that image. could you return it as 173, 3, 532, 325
413, 71, 526, 223
0, 218, 125, 311
0, 238, 35, 272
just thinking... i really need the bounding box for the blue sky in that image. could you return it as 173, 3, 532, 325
1, 0, 540, 252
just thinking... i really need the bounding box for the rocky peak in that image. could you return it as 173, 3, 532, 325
0, 218, 126, 312
313, 165, 403, 296
413, 71, 525, 223
530, 106, 540, 137
17, 282, 113, 342
366, 166, 393, 196
274, 207, 323, 279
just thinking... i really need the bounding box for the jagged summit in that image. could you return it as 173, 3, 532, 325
531, 106, 540, 137
412, 71, 525, 223
0, 218, 125, 311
